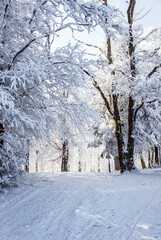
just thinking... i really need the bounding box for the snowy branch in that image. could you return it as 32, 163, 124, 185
83, 69, 114, 116
146, 64, 161, 79
11, 39, 36, 65
134, 102, 144, 122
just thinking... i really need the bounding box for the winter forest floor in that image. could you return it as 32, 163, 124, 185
0, 169, 161, 240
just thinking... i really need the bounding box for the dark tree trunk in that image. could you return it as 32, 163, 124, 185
25, 154, 29, 173
154, 146, 159, 165
93, 0, 137, 173
108, 159, 111, 173
140, 157, 146, 169
0, 123, 4, 178
125, 0, 136, 171
148, 149, 151, 168
126, 96, 135, 171
151, 147, 154, 167
112, 95, 126, 173
114, 156, 120, 170
36, 161, 38, 173
61, 140, 68, 172
104, 0, 127, 173
97, 156, 100, 172
78, 161, 82, 172
0, 123, 4, 146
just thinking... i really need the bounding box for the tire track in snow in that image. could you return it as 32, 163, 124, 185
127, 184, 161, 240
0, 171, 161, 240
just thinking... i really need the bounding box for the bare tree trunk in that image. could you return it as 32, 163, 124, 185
126, 0, 136, 171
140, 156, 146, 169
148, 149, 151, 168
108, 159, 111, 173
159, 148, 161, 166
61, 140, 69, 172
35, 161, 38, 173
91, 0, 137, 172
78, 161, 82, 172
154, 146, 159, 165
25, 154, 29, 173
102, 0, 127, 173
98, 156, 100, 172
113, 95, 126, 172
126, 96, 135, 171
114, 156, 120, 170
0, 123, 5, 178
24, 140, 30, 173
151, 147, 154, 167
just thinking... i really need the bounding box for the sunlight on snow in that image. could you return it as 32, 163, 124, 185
137, 224, 149, 230
75, 206, 104, 223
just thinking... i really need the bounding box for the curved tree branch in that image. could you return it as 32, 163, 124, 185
134, 102, 144, 122
146, 64, 161, 79
72, 30, 110, 62
11, 39, 36, 66
29, 0, 48, 25
83, 69, 114, 116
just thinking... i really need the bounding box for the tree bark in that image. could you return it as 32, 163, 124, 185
113, 95, 126, 172
140, 157, 146, 169
99, 0, 127, 172
78, 161, 82, 172
93, 0, 137, 172
154, 146, 159, 165
61, 140, 69, 172
98, 156, 100, 172
126, 96, 135, 170
0, 122, 5, 179
102, 0, 126, 172
126, 0, 136, 171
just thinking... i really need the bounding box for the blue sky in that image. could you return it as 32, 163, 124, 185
110, 0, 161, 27
82, 0, 161, 49
53, 0, 161, 51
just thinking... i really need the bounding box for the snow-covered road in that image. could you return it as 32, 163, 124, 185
0, 169, 161, 240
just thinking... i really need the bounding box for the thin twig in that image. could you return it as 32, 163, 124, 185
72, 30, 110, 61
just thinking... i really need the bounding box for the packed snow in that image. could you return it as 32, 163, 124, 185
0, 169, 161, 240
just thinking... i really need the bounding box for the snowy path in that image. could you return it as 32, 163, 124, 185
0, 169, 161, 240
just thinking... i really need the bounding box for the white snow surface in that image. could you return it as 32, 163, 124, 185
0, 169, 161, 240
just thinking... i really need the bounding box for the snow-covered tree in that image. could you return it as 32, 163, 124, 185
83, 0, 161, 172
0, 0, 118, 187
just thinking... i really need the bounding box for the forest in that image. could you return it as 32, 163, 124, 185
0, 1, 161, 239
0, 0, 160, 186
